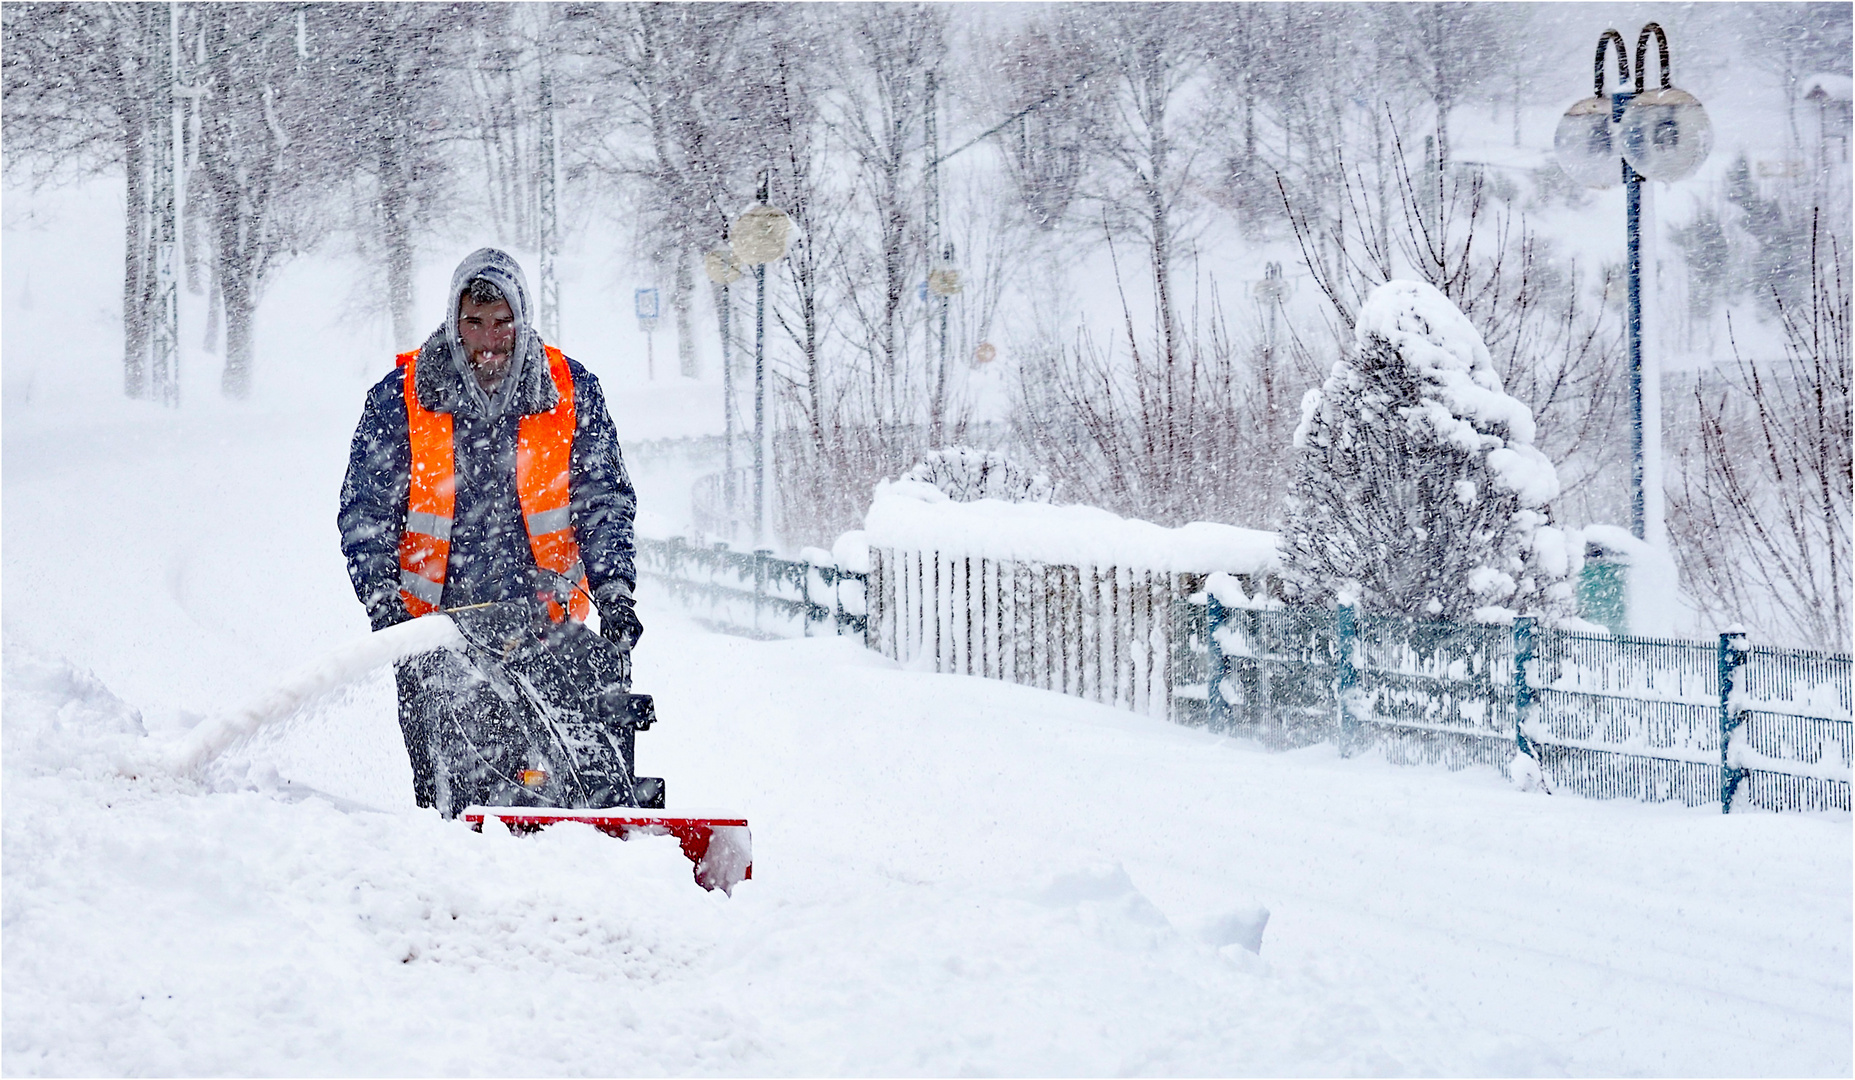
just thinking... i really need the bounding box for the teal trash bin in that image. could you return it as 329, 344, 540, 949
1578, 542, 1628, 636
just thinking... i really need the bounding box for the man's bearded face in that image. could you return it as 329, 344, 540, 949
458, 294, 517, 389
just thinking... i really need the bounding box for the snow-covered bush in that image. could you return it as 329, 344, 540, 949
903, 446, 1054, 504
1283, 280, 1572, 623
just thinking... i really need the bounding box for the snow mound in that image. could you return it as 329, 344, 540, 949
2, 644, 147, 779
1196, 903, 1272, 955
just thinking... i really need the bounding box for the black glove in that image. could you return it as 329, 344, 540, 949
600, 599, 643, 652
368, 591, 412, 632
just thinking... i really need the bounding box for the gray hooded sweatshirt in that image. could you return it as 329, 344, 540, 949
421, 247, 557, 421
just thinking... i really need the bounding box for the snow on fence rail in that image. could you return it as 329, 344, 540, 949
636, 536, 867, 641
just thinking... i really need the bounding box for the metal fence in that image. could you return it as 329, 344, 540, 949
636, 536, 867, 641
1183, 597, 1852, 813
639, 533, 1849, 814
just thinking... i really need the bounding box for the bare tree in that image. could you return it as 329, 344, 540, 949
832, 3, 944, 426
189, 3, 329, 398
567, 3, 789, 375
986, 12, 1104, 234
4, 2, 168, 397
1669, 212, 1851, 650
320, 4, 467, 350
1015, 230, 1311, 528
1078, 3, 1209, 367
1378, 2, 1503, 168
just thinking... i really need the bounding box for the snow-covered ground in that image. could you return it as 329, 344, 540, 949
6, 591, 1852, 1075
6, 179, 1850, 1076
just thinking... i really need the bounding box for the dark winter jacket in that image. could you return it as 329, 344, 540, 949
339, 250, 636, 631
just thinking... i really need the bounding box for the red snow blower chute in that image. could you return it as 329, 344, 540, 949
423, 599, 751, 893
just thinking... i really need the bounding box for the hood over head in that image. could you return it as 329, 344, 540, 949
415, 247, 557, 419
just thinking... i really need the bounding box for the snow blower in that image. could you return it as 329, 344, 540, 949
160, 597, 751, 894
430, 598, 753, 894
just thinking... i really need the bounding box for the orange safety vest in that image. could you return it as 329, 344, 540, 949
395, 345, 592, 623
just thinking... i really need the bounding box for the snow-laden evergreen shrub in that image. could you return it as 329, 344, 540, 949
903, 446, 1054, 504
1283, 280, 1573, 623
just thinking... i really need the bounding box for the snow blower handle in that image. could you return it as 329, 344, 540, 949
535, 568, 600, 622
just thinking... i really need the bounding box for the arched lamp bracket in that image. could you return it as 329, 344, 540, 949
1635, 23, 1672, 93
1594, 29, 1630, 96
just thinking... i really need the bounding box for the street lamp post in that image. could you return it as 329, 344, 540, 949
704, 245, 743, 539
1554, 22, 1711, 546
730, 177, 793, 547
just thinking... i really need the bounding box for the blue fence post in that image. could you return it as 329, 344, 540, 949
754, 549, 771, 634
1336, 604, 1359, 755
800, 556, 814, 638
1513, 616, 1537, 757
1719, 630, 1750, 813
1205, 592, 1229, 732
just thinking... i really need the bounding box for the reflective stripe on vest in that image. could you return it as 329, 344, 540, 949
396, 345, 592, 623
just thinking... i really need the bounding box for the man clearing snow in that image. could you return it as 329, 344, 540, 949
338, 248, 641, 809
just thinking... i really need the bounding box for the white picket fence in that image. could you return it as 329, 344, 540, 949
860, 479, 1280, 718
866, 549, 1203, 717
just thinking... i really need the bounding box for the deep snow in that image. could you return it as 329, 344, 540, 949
5, 607, 1851, 1075
5, 173, 1850, 1076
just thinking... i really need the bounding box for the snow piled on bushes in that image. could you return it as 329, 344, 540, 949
1286, 279, 1576, 623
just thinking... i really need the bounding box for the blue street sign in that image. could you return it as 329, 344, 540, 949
635, 286, 660, 333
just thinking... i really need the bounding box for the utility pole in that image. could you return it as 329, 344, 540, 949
537, 6, 561, 343
925, 69, 940, 445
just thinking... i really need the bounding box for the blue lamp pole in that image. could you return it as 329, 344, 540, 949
728, 176, 793, 548
1558, 23, 1710, 546
1597, 30, 1652, 541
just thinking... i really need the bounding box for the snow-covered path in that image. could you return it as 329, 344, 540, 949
4, 192, 1849, 1077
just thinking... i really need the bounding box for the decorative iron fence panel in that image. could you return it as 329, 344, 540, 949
1527, 629, 1722, 805
1197, 596, 1850, 813
1356, 612, 1517, 772
1726, 644, 1852, 813
637, 536, 866, 642
1207, 605, 1337, 747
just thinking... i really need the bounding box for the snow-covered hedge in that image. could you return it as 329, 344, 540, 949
902, 446, 1054, 504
